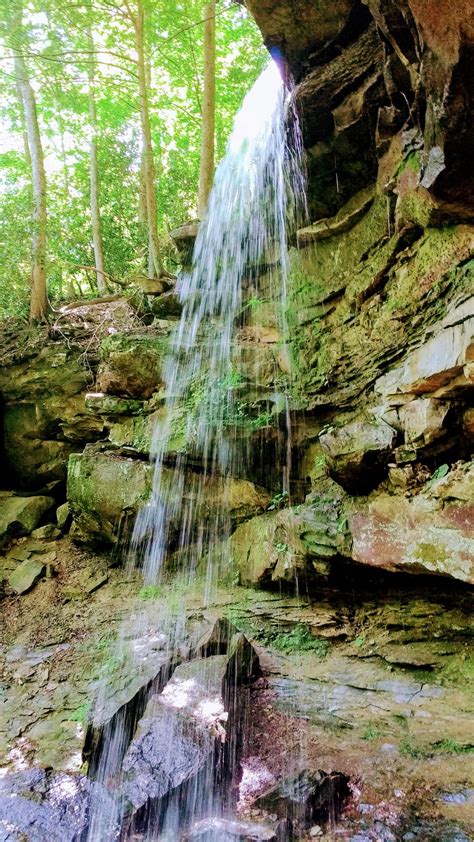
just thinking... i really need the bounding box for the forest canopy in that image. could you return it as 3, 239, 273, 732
0, 0, 266, 319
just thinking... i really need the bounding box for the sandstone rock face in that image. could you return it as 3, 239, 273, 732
244, 0, 356, 79
375, 296, 474, 399
319, 418, 397, 493
247, 0, 474, 220
232, 465, 473, 587
0, 339, 104, 489
349, 463, 474, 583
232, 485, 350, 587
398, 398, 450, 447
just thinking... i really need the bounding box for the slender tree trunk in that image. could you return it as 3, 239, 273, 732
138, 145, 147, 226
12, 6, 48, 322
135, 0, 162, 278
197, 0, 216, 219
87, 17, 106, 294
15, 79, 31, 169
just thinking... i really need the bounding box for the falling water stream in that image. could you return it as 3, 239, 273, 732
86, 61, 306, 841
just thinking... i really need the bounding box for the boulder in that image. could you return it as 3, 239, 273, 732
398, 397, 451, 447
31, 524, 60, 540
67, 448, 270, 546
0, 769, 94, 842
254, 770, 349, 833
96, 331, 171, 399
67, 448, 153, 545
56, 502, 71, 530
319, 418, 397, 493
121, 632, 259, 837
150, 291, 182, 320
349, 463, 474, 583
232, 488, 350, 587
122, 656, 229, 812
185, 816, 279, 840
0, 494, 54, 548
8, 558, 46, 594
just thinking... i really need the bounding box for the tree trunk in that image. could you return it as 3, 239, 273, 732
197, 0, 216, 219
87, 17, 106, 294
15, 79, 31, 169
12, 6, 48, 322
135, 0, 162, 278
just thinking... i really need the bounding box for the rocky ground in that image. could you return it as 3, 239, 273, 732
1, 520, 473, 839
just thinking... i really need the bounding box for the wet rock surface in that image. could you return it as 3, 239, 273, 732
0, 768, 95, 842
255, 769, 349, 835
1, 551, 473, 839
68, 446, 271, 546
121, 627, 260, 837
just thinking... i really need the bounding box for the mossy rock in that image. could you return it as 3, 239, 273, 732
0, 494, 55, 548
67, 448, 154, 545
97, 331, 172, 399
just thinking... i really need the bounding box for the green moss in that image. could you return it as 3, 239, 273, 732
138, 584, 162, 600
400, 737, 474, 760
397, 151, 421, 175
271, 625, 329, 657
414, 543, 449, 566
362, 725, 382, 741
68, 701, 91, 725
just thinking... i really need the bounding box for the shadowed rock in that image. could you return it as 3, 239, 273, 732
254, 769, 349, 837
121, 632, 259, 838
0, 493, 55, 548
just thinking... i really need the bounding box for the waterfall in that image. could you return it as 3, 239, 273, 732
86, 61, 306, 841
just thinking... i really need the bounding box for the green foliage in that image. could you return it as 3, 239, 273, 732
353, 634, 366, 648
0, 0, 267, 317
267, 489, 289, 511
362, 725, 382, 740
138, 584, 163, 600
428, 464, 450, 484
275, 542, 288, 552
399, 737, 474, 759
271, 625, 329, 658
